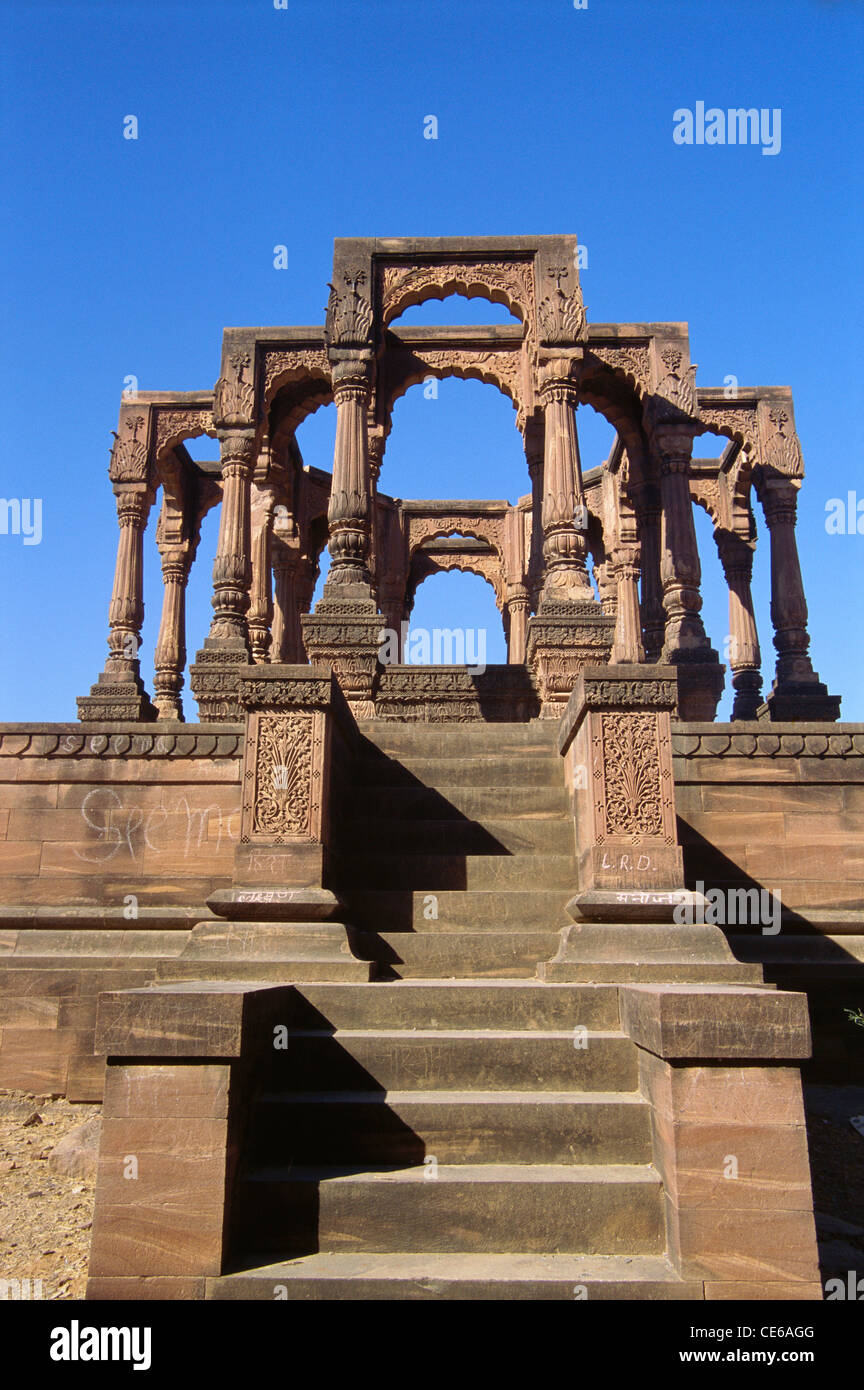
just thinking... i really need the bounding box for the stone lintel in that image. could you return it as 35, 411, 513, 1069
619, 984, 812, 1061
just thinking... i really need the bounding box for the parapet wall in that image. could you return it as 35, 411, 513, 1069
673, 723, 864, 916
0, 725, 243, 913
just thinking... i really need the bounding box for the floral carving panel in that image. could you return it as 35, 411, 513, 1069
597, 711, 665, 840
245, 710, 321, 841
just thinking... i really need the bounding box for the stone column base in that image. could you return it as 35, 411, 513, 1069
667, 654, 726, 721
760, 679, 841, 723
526, 600, 615, 716
301, 597, 383, 717
189, 644, 250, 721
77, 666, 157, 723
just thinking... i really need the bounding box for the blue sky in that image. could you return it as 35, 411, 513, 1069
0, 0, 861, 720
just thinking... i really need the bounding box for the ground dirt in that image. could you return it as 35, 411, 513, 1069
0, 1090, 99, 1301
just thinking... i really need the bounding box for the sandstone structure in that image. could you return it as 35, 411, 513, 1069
1, 236, 860, 1302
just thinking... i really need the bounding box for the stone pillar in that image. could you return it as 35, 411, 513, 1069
538, 372, 593, 603
523, 415, 545, 609
153, 541, 192, 720
758, 478, 840, 721
633, 485, 664, 663
271, 543, 303, 663
189, 429, 256, 721
303, 357, 382, 715
78, 485, 157, 722
716, 531, 762, 721
324, 357, 373, 595
652, 425, 724, 720
610, 547, 646, 665
525, 374, 614, 715
247, 494, 274, 665
506, 589, 530, 664
367, 423, 386, 602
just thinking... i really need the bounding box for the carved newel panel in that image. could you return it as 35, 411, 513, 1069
557, 665, 686, 912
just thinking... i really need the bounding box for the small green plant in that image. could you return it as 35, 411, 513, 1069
844, 1007, 864, 1028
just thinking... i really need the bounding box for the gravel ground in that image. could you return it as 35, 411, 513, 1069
0, 1091, 99, 1301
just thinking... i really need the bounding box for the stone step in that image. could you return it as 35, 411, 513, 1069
155, 958, 371, 983
357, 754, 562, 789
539, 960, 763, 984
729, 933, 864, 963
249, 1089, 652, 1165
271, 1029, 636, 1091
357, 723, 560, 757
233, 1163, 664, 1256
350, 929, 560, 977
343, 854, 577, 891
282, 981, 619, 1030
343, 817, 574, 855
349, 783, 569, 821
344, 889, 571, 930
209, 1251, 699, 1301
181, 922, 359, 959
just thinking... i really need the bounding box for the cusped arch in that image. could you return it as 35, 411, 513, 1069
383, 354, 522, 430
379, 261, 532, 332
406, 513, 506, 564
269, 387, 336, 462
406, 550, 506, 616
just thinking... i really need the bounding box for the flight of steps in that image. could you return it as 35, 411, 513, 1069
340, 720, 575, 979
211, 980, 698, 1299
208, 721, 703, 1299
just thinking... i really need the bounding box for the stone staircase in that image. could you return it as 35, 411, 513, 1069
342, 720, 574, 979
209, 720, 706, 1299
